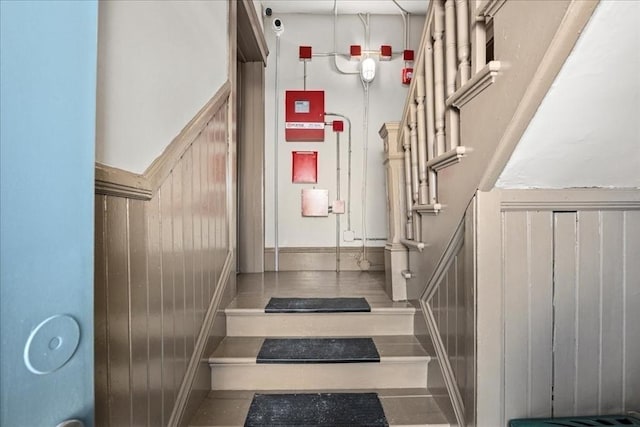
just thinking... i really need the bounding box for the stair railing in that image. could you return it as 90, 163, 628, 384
397, 0, 499, 249
386, 1, 505, 425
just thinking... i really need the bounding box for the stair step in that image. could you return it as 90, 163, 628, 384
265, 297, 371, 313
226, 296, 415, 337
189, 389, 453, 427
209, 336, 431, 390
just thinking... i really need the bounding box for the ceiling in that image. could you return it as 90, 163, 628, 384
497, 0, 640, 189
260, 0, 429, 15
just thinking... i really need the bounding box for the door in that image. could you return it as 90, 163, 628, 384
552, 211, 638, 416
0, 2, 97, 426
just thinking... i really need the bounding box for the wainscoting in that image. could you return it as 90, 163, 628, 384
420, 201, 477, 427
95, 92, 233, 426
476, 188, 640, 425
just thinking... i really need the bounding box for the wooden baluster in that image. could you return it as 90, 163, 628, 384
409, 104, 421, 240
445, 0, 460, 150
409, 104, 420, 209
456, 0, 471, 84
402, 129, 413, 239
415, 71, 428, 205
445, 0, 458, 96
433, 0, 446, 156
424, 39, 438, 205
471, 0, 487, 74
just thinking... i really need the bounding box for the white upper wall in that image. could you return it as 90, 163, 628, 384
497, 0, 640, 189
96, 1, 228, 174
264, 13, 424, 248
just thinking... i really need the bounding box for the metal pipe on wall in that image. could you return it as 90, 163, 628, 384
325, 112, 352, 232
274, 33, 281, 271
336, 131, 341, 272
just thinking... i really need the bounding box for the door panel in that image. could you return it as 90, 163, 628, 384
552, 211, 636, 416
0, 2, 97, 426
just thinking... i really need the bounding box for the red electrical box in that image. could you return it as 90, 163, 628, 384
380, 45, 392, 60
292, 151, 318, 183
299, 46, 312, 60
403, 49, 415, 61
285, 90, 325, 142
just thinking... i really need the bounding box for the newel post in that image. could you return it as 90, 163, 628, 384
380, 122, 408, 301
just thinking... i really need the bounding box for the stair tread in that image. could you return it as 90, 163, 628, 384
226, 295, 415, 312
210, 336, 432, 364
189, 388, 453, 427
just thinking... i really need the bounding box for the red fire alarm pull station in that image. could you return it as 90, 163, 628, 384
292, 151, 318, 183
402, 67, 414, 85
285, 90, 325, 142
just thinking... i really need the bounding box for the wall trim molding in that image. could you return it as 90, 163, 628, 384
170, 250, 233, 427
264, 246, 385, 272
426, 146, 469, 172
95, 80, 231, 199
477, 0, 507, 18
479, 0, 600, 191
499, 188, 640, 211
94, 163, 152, 200
446, 61, 502, 109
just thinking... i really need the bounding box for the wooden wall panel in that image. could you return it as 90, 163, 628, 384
94, 196, 109, 425
552, 212, 578, 416
502, 210, 556, 421
624, 211, 640, 410
574, 211, 601, 414
500, 203, 640, 420
527, 212, 553, 415
129, 199, 149, 427
146, 195, 163, 427
599, 211, 625, 413
159, 180, 177, 425
426, 208, 476, 426
95, 105, 230, 427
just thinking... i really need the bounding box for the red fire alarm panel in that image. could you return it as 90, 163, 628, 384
292, 151, 318, 183
285, 90, 325, 142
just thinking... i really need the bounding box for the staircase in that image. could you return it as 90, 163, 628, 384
189, 271, 454, 426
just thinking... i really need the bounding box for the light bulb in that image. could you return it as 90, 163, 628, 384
360, 57, 376, 83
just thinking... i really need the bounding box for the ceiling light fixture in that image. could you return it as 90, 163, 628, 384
360, 57, 376, 83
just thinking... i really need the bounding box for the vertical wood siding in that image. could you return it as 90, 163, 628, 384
95, 105, 229, 427
502, 209, 640, 421
426, 208, 476, 426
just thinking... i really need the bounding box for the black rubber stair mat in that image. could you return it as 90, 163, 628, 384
256, 338, 380, 363
265, 297, 371, 313
244, 392, 389, 426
